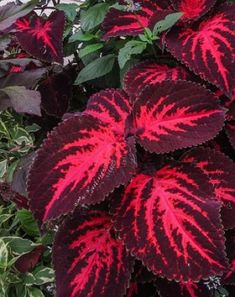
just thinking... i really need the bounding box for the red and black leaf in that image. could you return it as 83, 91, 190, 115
133, 80, 225, 154
0, 1, 35, 33
53, 210, 134, 297
38, 72, 72, 117
124, 282, 158, 297
133, 261, 156, 284
226, 122, 235, 150
84, 89, 132, 128
28, 110, 136, 225
123, 61, 190, 99
225, 100, 235, 149
0, 182, 28, 209
223, 264, 235, 285
15, 11, 65, 64
113, 162, 228, 282
166, 3, 235, 98
102, 0, 170, 39
172, 0, 216, 22
223, 230, 235, 285
0, 68, 47, 90
181, 148, 235, 229
15, 245, 44, 273
156, 278, 212, 297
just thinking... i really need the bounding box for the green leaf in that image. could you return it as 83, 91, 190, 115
0, 34, 11, 52
74, 54, 115, 85
118, 40, 146, 69
218, 287, 229, 296
28, 287, 45, 297
138, 34, 149, 42
81, 3, 109, 31
0, 214, 13, 225
16, 284, 27, 297
69, 30, 96, 43
33, 267, 55, 285
110, 3, 127, 11
79, 43, 103, 58
24, 267, 54, 285
0, 277, 7, 297
25, 123, 40, 133
17, 209, 40, 238
0, 159, 7, 179
6, 159, 19, 183
56, 3, 79, 22
41, 233, 54, 246
2, 237, 37, 255
0, 239, 8, 269
23, 273, 36, 286
153, 12, 183, 35
6, 273, 21, 284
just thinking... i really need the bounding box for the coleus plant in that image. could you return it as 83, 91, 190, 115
1, 0, 235, 296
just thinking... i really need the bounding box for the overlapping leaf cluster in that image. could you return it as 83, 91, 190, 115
1, 0, 235, 297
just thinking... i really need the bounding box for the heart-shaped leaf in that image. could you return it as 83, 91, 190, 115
15, 11, 65, 63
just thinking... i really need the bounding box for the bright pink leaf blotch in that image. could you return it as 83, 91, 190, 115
113, 162, 228, 282
173, 0, 216, 21
133, 80, 225, 154
182, 147, 235, 229
53, 210, 134, 297
166, 3, 235, 98
15, 11, 65, 64
28, 89, 136, 225
102, 0, 170, 39
123, 61, 190, 99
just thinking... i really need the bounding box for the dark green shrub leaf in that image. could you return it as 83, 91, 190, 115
32, 267, 55, 285
17, 209, 40, 237
69, 30, 96, 42
28, 287, 45, 297
2, 237, 38, 255
0, 238, 8, 268
153, 12, 183, 35
56, 3, 78, 22
81, 3, 109, 31
118, 40, 146, 69
0, 160, 7, 180
74, 54, 115, 84
79, 43, 103, 58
